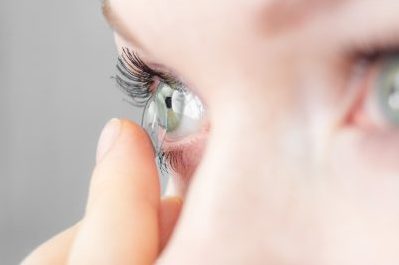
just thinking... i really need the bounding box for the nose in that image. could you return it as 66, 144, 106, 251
156, 87, 324, 264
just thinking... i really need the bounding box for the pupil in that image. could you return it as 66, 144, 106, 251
165, 96, 172, 109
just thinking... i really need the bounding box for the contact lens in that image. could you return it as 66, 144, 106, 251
142, 81, 204, 154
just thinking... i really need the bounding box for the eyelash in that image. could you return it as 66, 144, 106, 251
115, 48, 161, 106
114, 47, 177, 173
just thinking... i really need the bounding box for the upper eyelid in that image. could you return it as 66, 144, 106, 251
120, 48, 160, 78
114, 48, 183, 107
324, 5, 399, 54
114, 49, 155, 106
122, 48, 181, 84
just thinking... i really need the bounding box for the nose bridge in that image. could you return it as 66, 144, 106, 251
207, 69, 313, 176
158, 79, 323, 264
195, 72, 307, 202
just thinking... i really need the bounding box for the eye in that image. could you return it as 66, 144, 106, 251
142, 81, 205, 153
114, 48, 206, 155
350, 53, 399, 129
375, 55, 399, 125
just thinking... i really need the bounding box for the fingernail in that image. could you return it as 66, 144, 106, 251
96, 118, 122, 163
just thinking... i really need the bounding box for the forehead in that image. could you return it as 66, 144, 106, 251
105, 0, 345, 37
104, 0, 346, 59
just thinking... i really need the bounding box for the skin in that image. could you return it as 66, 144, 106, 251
22, 120, 182, 264
24, 0, 399, 264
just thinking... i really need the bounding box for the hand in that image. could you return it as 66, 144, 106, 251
22, 119, 182, 265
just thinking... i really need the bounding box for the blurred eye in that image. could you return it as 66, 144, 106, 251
142, 81, 205, 153
350, 54, 399, 128
375, 55, 399, 124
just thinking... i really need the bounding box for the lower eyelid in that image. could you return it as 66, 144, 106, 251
161, 125, 209, 189
162, 121, 210, 152
345, 61, 376, 127
344, 59, 386, 129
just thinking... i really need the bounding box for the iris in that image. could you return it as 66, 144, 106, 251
377, 56, 399, 124
142, 82, 205, 154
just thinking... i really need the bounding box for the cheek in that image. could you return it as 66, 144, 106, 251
313, 128, 399, 260
328, 127, 399, 213
331, 128, 399, 180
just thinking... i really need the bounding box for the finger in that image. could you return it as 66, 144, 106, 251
159, 197, 183, 252
21, 224, 79, 265
69, 119, 160, 265
21, 197, 182, 265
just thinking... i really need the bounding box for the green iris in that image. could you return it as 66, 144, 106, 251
154, 82, 185, 132
377, 56, 399, 124
142, 81, 204, 152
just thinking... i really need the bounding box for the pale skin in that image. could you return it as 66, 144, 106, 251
24, 0, 399, 264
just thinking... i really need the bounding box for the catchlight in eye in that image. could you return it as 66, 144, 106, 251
141, 81, 205, 154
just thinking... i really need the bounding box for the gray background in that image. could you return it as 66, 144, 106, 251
0, 1, 142, 264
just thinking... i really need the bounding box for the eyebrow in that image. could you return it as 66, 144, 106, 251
102, 0, 145, 50
261, 0, 346, 36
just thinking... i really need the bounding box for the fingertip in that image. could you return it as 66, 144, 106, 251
73, 119, 161, 264
88, 118, 160, 212
96, 118, 122, 164
119, 119, 153, 150
97, 119, 154, 164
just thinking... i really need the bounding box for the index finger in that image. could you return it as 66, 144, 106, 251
69, 119, 161, 265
